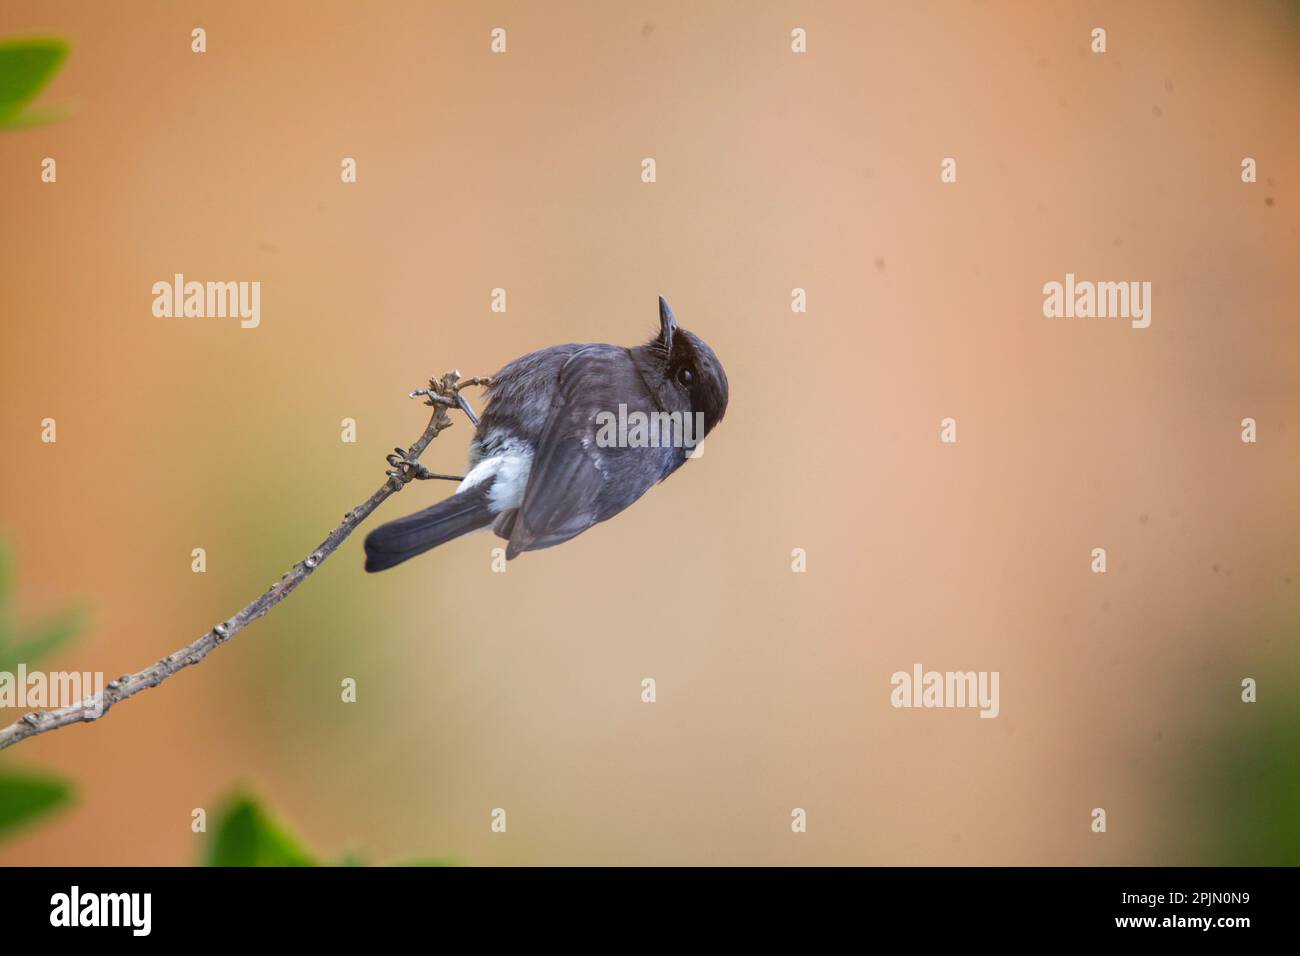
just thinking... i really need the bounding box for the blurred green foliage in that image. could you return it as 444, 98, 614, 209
0, 36, 71, 129
1193, 652, 1300, 865
0, 539, 81, 845
0, 539, 455, 863
0, 540, 84, 674
206, 792, 457, 867
205, 794, 318, 866
0, 769, 72, 843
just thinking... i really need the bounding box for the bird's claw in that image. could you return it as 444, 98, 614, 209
384, 448, 464, 485
390, 373, 490, 488
385, 448, 433, 483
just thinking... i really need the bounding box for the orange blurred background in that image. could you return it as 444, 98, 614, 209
1, 0, 1297, 865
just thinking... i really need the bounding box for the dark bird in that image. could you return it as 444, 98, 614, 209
363, 297, 729, 571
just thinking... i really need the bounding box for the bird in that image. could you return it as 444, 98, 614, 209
363, 296, 729, 571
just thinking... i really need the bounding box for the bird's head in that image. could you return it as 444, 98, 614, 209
633, 296, 729, 438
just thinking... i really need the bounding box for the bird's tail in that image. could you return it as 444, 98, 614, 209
363, 481, 495, 572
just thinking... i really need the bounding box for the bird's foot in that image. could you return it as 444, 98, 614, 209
385, 448, 464, 485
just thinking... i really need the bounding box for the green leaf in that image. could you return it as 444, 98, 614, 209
0, 769, 73, 844
0, 37, 71, 128
203, 791, 457, 866
205, 794, 318, 867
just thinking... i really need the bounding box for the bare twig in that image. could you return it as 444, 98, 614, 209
0, 370, 488, 753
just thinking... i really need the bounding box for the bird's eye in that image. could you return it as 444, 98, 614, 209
676, 366, 695, 387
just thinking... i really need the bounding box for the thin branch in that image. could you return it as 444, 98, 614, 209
0, 370, 487, 753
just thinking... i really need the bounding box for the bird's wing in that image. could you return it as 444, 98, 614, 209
502, 347, 666, 558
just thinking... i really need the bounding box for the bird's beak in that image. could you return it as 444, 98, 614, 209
658, 295, 677, 351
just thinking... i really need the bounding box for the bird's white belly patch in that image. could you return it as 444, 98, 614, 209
457, 438, 533, 513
